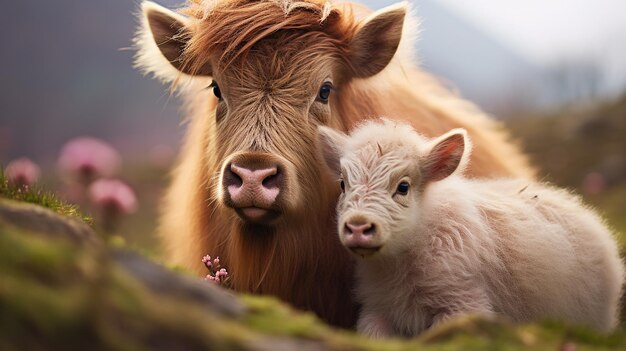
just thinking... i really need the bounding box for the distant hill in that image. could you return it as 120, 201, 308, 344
414, 0, 547, 114
360, 0, 551, 114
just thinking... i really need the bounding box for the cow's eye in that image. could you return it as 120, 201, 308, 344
210, 80, 222, 100
340, 180, 345, 192
317, 82, 333, 103
396, 181, 410, 195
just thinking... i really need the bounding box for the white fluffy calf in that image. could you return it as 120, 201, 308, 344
317, 119, 624, 337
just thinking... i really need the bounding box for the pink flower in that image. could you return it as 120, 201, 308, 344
58, 137, 121, 184
88, 179, 138, 215
201, 254, 230, 286
216, 268, 228, 278
4, 158, 40, 187
88, 179, 137, 233
202, 255, 213, 268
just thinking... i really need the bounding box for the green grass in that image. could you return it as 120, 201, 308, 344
0, 170, 92, 224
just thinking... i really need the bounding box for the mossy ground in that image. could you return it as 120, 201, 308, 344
1, 195, 625, 350
242, 294, 626, 351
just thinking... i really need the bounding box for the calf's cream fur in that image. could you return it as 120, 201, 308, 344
318, 119, 624, 336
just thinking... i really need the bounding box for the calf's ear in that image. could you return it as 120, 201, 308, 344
421, 129, 469, 182
348, 2, 408, 78
135, 1, 211, 82
317, 126, 348, 178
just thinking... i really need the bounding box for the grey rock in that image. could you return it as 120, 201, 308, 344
112, 249, 245, 318
0, 199, 99, 246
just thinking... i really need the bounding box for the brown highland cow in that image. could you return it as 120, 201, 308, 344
135, 0, 534, 328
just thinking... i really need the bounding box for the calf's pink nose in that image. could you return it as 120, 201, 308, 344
345, 222, 376, 237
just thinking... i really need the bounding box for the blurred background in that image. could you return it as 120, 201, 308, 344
1, 0, 625, 253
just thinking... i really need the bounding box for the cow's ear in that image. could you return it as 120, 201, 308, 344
421, 129, 470, 182
135, 1, 211, 82
347, 2, 408, 78
317, 126, 348, 178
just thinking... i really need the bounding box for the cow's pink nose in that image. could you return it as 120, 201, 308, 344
223, 163, 282, 206
345, 222, 376, 237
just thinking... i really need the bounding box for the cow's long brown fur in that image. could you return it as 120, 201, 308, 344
142, 0, 535, 328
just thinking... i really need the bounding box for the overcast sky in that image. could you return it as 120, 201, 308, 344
435, 0, 626, 89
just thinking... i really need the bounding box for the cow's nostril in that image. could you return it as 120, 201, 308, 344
262, 167, 282, 189
224, 164, 243, 188
363, 223, 376, 236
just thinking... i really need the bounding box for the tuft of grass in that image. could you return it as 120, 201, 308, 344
0, 170, 92, 224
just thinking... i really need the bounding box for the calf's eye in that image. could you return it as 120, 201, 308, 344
396, 181, 410, 195
317, 82, 333, 103
340, 180, 345, 192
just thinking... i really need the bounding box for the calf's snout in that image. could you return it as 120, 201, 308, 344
344, 222, 376, 237
341, 216, 382, 257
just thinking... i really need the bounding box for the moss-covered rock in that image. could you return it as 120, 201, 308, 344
0, 198, 624, 351
0, 199, 98, 246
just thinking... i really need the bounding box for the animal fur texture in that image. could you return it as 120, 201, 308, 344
135, 0, 535, 327
317, 118, 625, 336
